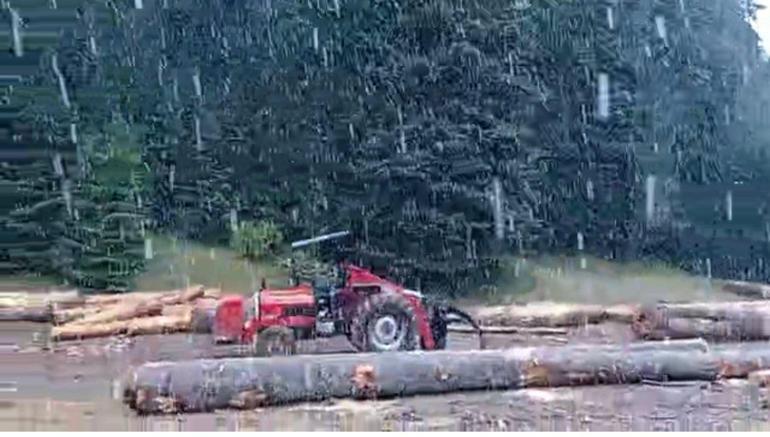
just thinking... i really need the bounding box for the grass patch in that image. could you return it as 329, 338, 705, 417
458, 254, 742, 306
132, 234, 290, 295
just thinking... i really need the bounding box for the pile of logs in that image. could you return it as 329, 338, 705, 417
0, 285, 221, 342
49, 285, 221, 341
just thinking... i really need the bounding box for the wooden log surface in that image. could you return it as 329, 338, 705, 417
721, 280, 770, 299
123, 339, 716, 414
0, 306, 51, 322
633, 316, 770, 342
638, 301, 770, 321
52, 306, 102, 325
69, 300, 164, 326
632, 302, 770, 341
469, 302, 638, 327
51, 313, 193, 341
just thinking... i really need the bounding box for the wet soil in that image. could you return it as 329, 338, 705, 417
2, 320, 770, 431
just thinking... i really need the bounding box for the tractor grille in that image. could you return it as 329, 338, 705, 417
283, 306, 316, 317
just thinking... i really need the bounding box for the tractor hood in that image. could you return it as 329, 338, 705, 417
258, 284, 314, 307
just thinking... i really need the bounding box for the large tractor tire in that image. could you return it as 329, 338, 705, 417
348, 293, 419, 352
253, 326, 297, 357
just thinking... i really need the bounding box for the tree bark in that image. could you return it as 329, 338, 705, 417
70, 299, 164, 326
123, 339, 715, 414
632, 302, 770, 341
633, 315, 770, 341
52, 306, 102, 325
51, 313, 193, 341
0, 306, 51, 322
636, 301, 770, 321
721, 280, 770, 299
712, 343, 770, 378
468, 302, 638, 327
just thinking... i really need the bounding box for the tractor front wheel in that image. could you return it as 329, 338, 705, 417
348, 293, 419, 352
253, 326, 297, 357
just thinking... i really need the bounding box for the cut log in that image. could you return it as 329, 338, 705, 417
127, 313, 192, 337
52, 306, 102, 325
637, 301, 770, 321
52, 313, 194, 341
51, 320, 126, 341
447, 325, 568, 335
632, 302, 770, 341
712, 343, 770, 378
70, 299, 163, 326
123, 339, 716, 414
0, 290, 80, 310
84, 291, 174, 307
721, 280, 770, 299
190, 299, 218, 334
158, 285, 206, 306
161, 304, 193, 318
748, 369, 770, 387
633, 315, 770, 342
82, 287, 204, 307
469, 302, 608, 327
0, 306, 51, 322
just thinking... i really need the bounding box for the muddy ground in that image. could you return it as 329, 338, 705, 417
2, 320, 770, 431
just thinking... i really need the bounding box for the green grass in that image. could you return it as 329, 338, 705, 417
457, 254, 742, 306
132, 233, 290, 294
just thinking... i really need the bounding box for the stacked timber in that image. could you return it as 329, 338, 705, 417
45, 285, 221, 341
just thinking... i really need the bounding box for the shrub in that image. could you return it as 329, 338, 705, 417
231, 220, 284, 260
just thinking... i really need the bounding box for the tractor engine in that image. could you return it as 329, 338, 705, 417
311, 276, 339, 336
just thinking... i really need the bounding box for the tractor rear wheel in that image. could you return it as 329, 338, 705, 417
253, 326, 297, 357
348, 293, 419, 352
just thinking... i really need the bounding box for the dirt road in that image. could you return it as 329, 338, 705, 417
2, 321, 770, 431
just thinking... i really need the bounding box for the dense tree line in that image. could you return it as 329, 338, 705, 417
8, 0, 770, 294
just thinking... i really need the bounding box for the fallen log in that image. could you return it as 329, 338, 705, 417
637, 301, 770, 321
190, 299, 218, 334
51, 313, 194, 341
70, 299, 163, 326
469, 302, 609, 327
81, 285, 206, 308
123, 339, 716, 414
447, 325, 568, 335
51, 320, 126, 341
721, 280, 770, 299
0, 290, 80, 308
83, 290, 178, 307
713, 343, 770, 378
52, 306, 102, 325
633, 315, 770, 342
127, 313, 192, 337
158, 286, 206, 306
0, 306, 51, 322
632, 302, 770, 341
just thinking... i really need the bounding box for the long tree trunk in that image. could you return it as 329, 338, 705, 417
633, 316, 770, 341
469, 302, 638, 327
721, 280, 770, 299
632, 302, 770, 340
70, 300, 164, 326
0, 307, 51, 322
123, 339, 715, 414
51, 313, 193, 341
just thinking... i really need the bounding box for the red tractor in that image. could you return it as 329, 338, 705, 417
212, 231, 481, 355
